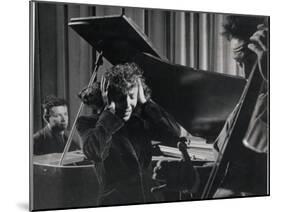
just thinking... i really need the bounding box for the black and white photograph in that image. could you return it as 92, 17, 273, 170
29, 0, 269, 211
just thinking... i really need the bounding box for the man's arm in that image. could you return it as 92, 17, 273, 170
76, 111, 124, 162
152, 159, 200, 193
141, 100, 181, 145
136, 78, 181, 145
33, 132, 43, 155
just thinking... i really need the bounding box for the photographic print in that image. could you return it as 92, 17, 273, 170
29, 0, 269, 211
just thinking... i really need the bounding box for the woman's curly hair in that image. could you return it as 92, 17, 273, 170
222, 15, 266, 41
105, 62, 151, 101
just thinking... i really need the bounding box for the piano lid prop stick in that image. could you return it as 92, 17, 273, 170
59, 51, 103, 166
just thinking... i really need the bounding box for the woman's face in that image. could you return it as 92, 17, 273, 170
112, 84, 138, 122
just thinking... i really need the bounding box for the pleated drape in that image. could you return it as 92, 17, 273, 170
33, 2, 240, 131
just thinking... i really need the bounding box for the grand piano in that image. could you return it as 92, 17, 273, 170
32, 15, 248, 210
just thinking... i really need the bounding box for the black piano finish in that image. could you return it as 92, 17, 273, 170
134, 53, 246, 139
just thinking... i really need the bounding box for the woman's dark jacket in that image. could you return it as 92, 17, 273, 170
76, 100, 181, 205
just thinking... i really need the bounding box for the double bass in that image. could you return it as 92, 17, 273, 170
201, 59, 268, 199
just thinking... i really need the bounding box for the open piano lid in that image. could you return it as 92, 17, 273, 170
69, 15, 163, 64
69, 15, 246, 139
133, 53, 246, 139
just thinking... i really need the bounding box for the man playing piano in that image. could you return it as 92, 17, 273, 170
76, 62, 192, 205
153, 15, 268, 198
33, 95, 80, 155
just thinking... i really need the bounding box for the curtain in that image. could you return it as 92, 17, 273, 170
33, 2, 240, 132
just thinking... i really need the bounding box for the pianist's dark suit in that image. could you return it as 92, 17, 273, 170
33, 126, 80, 155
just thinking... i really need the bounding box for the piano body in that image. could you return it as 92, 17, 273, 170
32, 15, 247, 210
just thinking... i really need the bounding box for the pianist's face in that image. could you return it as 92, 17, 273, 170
48, 105, 69, 131
112, 83, 138, 122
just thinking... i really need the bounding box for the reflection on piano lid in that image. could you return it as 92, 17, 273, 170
153, 135, 215, 162
33, 150, 86, 166
156, 144, 215, 162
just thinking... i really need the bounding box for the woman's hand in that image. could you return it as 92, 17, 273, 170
100, 75, 116, 114
137, 78, 147, 105
152, 159, 198, 193
248, 24, 268, 58
248, 24, 268, 80
100, 75, 109, 106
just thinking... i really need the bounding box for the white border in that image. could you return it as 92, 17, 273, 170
1, 0, 279, 211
